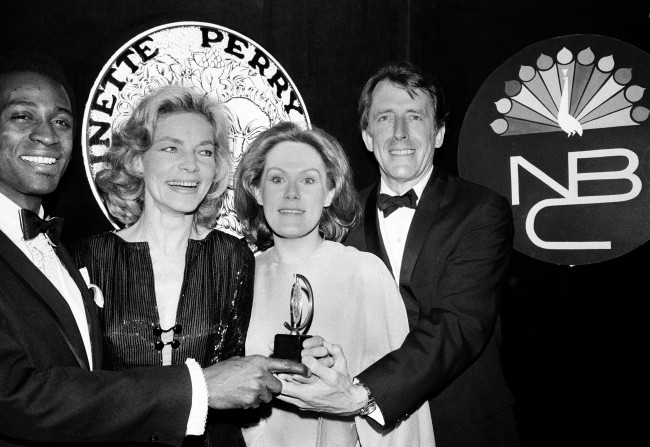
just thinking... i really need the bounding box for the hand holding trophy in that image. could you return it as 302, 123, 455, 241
273, 274, 314, 362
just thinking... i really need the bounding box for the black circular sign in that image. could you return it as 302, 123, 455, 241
459, 35, 650, 265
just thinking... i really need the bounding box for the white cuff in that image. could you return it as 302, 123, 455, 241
366, 403, 386, 426
185, 358, 208, 436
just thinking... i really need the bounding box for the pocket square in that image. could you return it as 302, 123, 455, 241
79, 267, 104, 308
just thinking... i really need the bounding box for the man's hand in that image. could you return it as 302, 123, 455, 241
203, 355, 309, 409
277, 342, 368, 415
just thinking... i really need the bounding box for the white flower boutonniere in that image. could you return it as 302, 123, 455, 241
79, 267, 104, 308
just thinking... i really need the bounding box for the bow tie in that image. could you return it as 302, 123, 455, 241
19, 209, 64, 244
377, 189, 418, 217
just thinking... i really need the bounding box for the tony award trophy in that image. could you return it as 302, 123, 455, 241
273, 274, 314, 362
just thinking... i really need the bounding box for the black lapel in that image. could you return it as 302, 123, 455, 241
56, 243, 103, 368
0, 230, 90, 369
363, 183, 393, 275
399, 168, 447, 290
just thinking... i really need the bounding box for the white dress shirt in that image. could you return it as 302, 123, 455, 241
378, 166, 433, 283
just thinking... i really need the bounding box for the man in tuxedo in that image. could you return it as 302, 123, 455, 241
281, 61, 519, 446
0, 52, 306, 446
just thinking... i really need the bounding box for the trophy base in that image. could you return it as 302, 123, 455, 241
273, 334, 312, 362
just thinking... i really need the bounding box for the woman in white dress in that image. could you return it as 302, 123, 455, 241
234, 121, 434, 446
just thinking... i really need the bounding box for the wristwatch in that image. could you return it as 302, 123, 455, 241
354, 378, 376, 416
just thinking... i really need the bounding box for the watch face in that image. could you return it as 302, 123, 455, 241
82, 21, 309, 238
459, 34, 650, 265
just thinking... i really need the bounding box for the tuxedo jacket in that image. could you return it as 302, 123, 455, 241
347, 168, 516, 430
0, 230, 192, 446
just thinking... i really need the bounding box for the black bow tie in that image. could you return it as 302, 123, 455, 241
19, 209, 64, 244
377, 189, 418, 217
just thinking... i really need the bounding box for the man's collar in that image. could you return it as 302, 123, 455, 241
0, 192, 45, 244
379, 166, 434, 205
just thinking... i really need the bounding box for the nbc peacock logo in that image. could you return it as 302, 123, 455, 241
459, 35, 650, 265
489, 47, 649, 138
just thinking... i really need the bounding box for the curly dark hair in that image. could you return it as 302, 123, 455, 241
0, 51, 75, 114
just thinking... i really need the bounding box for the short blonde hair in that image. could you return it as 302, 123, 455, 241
97, 85, 231, 228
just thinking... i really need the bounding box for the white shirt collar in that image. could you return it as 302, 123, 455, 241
378, 166, 433, 205
0, 192, 45, 244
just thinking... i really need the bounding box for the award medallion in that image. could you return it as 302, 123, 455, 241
82, 22, 310, 237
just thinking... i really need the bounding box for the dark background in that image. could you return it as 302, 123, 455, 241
2, 1, 648, 445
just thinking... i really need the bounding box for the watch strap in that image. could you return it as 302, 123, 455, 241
354, 378, 377, 416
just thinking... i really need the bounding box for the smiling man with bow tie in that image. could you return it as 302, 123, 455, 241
0, 52, 307, 447
280, 61, 520, 447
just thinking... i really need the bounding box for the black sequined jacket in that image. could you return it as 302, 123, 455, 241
74, 230, 255, 447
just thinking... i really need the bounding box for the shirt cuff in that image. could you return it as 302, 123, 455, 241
185, 358, 208, 436
367, 403, 386, 426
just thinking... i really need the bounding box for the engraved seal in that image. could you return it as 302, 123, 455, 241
82, 21, 310, 237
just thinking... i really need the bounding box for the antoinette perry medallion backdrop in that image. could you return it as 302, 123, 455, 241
459, 34, 650, 265
82, 21, 310, 237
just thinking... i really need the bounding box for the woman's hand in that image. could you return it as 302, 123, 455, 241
276, 341, 369, 415
301, 336, 335, 367
270, 335, 334, 384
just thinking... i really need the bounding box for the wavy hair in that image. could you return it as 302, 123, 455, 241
97, 85, 231, 228
234, 121, 360, 250
358, 61, 449, 132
